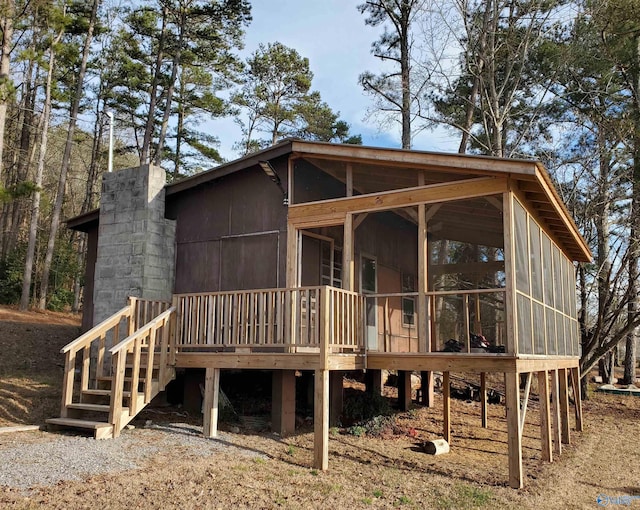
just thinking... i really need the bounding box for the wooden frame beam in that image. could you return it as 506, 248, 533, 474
314, 369, 330, 470
443, 371, 451, 443
559, 368, 571, 444
203, 367, 220, 438
538, 370, 553, 462
288, 177, 508, 226
505, 371, 523, 488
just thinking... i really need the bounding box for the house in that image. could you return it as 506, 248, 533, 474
49, 139, 591, 488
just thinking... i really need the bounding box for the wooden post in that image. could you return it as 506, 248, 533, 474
365, 369, 383, 396
480, 372, 488, 428
570, 366, 583, 432
60, 351, 76, 417
203, 367, 220, 438
343, 214, 354, 292
420, 371, 434, 407
503, 190, 517, 355
418, 195, 434, 407
505, 372, 523, 489
551, 369, 562, 455
272, 370, 296, 436
443, 371, 451, 443
330, 371, 343, 427
398, 370, 412, 411
109, 351, 127, 439
558, 368, 570, 444
537, 370, 553, 462
314, 369, 330, 470
286, 226, 298, 288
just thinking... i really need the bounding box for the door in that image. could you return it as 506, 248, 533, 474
361, 255, 378, 350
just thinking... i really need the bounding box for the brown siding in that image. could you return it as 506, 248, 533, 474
170, 157, 289, 294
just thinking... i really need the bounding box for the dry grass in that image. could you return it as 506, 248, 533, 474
1, 305, 639, 509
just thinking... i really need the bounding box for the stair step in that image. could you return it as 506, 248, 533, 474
82, 389, 131, 398
46, 418, 113, 439
67, 403, 110, 413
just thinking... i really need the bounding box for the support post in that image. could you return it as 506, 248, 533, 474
203, 367, 220, 438
365, 369, 384, 396
443, 371, 451, 443
570, 367, 583, 432
480, 372, 488, 428
314, 369, 330, 470
272, 370, 296, 436
343, 214, 354, 292
330, 371, 343, 427
558, 368, 570, 444
537, 370, 553, 462
505, 372, 523, 489
551, 369, 562, 455
398, 370, 412, 411
420, 371, 434, 407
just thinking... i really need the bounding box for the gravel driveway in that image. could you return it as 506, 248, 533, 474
0, 422, 263, 490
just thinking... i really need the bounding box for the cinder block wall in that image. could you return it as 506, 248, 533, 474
92, 164, 176, 324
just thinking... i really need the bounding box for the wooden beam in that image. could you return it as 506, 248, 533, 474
398, 370, 412, 411
570, 367, 583, 432
418, 202, 428, 353
503, 190, 517, 355
343, 214, 354, 291
443, 371, 451, 443
330, 371, 344, 427
519, 372, 532, 435
272, 370, 296, 436
424, 203, 441, 222
353, 213, 368, 230
290, 140, 539, 176
558, 368, 570, 444
505, 372, 523, 489
420, 371, 434, 407
288, 177, 508, 224
537, 370, 553, 462
480, 372, 488, 428
346, 163, 353, 197
314, 369, 330, 470
288, 155, 294, 205
551, 369, 562, 455
286, 227, 298, 287
203, 367, 220, 438
366, 353, 518, 373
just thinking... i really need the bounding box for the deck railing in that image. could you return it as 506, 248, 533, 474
173, 286, 365, 354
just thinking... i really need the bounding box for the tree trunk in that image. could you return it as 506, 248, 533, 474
623, 34, 640, 385
400, 0, 411, 149
141, 4, 168, 164
38, 0, 99, 310
0, 0, 15, 182
20, 29, 61, 310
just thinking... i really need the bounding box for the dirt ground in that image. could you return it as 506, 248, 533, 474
1, 305, 639, 509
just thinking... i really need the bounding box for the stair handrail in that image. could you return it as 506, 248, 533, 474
59, 304, 134, 418
61, 305, 132, 354
108, 306, 176, 437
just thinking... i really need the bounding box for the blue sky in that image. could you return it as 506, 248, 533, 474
213, 0, 459, 160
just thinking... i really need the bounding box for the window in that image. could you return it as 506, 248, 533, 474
402, 273, 416, 327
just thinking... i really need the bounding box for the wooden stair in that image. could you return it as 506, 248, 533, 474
47, 299, 176, 439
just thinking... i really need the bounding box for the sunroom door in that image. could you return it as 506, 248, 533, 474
361, 255, 378, 350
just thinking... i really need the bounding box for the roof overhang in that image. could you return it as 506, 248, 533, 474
64, 139, 591, 262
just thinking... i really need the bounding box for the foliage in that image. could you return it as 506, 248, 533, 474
0, 246, 25, 304
232, 41, 360, 154
343, 390, 394, 436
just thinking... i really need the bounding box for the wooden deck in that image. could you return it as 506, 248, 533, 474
50, 291, 583, 490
